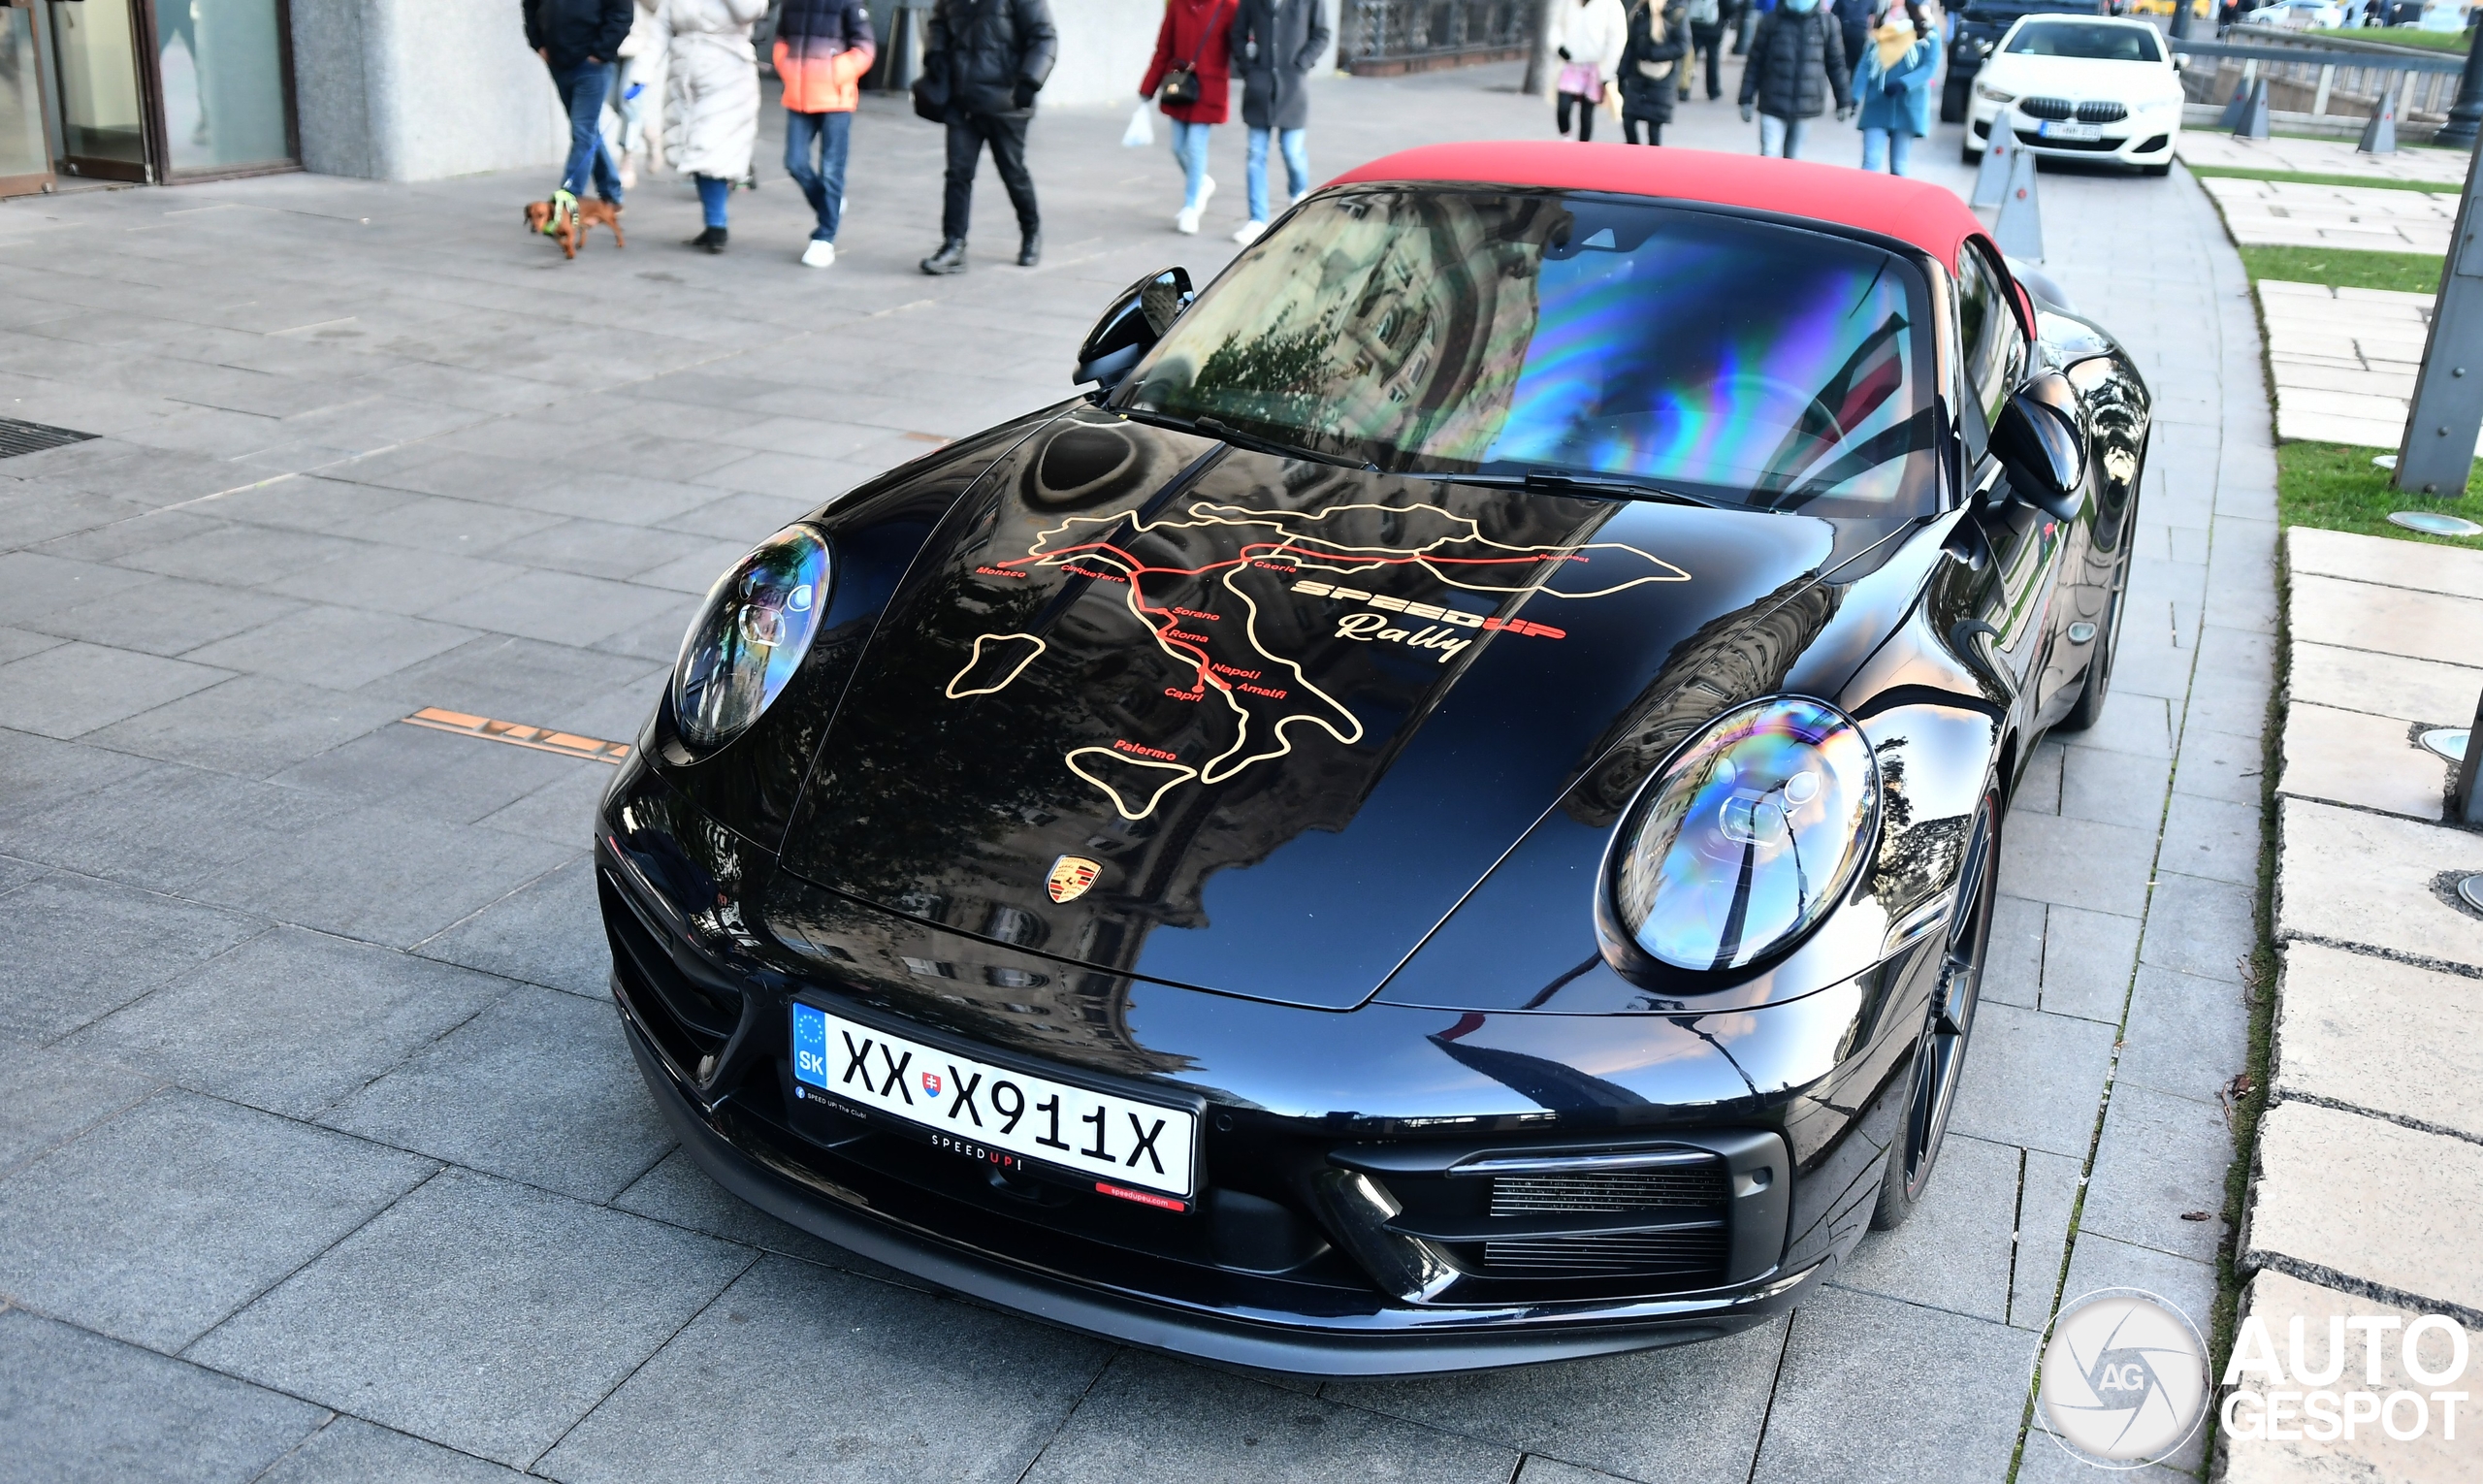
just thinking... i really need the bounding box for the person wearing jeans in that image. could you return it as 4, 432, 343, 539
1143, 0, 1238, 236
775, 0, 876, 267
1737, 0, 1850, 159
1229, 0, 1327, 244
1852, 0, 1937, 177
523, 0, 636, 221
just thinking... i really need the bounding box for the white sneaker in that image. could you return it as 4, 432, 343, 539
1176, 207, 1201, 235
1232, 219, 1266, 244
1199, 175, 1216, 212
619, 154, 638, 190
802, 239, 836, 268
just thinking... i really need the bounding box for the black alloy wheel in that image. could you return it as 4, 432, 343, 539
1872, 790, 2001, 1230
2055, 556, 2129, 733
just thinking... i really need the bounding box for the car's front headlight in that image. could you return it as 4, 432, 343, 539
1977, 83, 2016, 104
1609, 697, 1879, 973
671, 524, 831, 749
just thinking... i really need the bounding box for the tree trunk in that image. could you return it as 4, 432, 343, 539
1522, 0, 1555, 97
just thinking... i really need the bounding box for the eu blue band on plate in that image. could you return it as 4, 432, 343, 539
793, 1003, 829, 1089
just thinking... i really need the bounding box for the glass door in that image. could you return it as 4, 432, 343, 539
0, 0, 52, 197
47, 0, 149, 180
155, 0, 292, 176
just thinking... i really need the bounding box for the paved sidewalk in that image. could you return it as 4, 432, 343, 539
2199, 174, 2456, 252
2254, 278, 2462, 451
2177, 131, 2469, 182
2231, 528, 2483, 1482
1, 66, 2264, 1483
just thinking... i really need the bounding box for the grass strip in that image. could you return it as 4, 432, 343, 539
2300, 23, 2468, 51
2277, 438, 2483, 540
2184, 162, 2463, 193
2236, 242, 2445, 292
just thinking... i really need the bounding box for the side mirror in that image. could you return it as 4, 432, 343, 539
1075, 267, 1193, 391
1990, 370, 2087, 521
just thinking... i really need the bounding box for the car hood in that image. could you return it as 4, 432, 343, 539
1983, 54, 2179, 101
775, 408, 1874, 1011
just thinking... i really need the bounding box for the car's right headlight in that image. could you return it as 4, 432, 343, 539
1609, 697, 1879, 974
1977, 83, 2016, 104
670, 524, 831, 750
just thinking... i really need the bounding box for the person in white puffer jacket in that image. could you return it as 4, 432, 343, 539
1547, 0, 1629, 142
651, 0, 769, 253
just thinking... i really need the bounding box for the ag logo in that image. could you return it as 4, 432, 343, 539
1048, 855, 1102, 904
2037, 1289, 2209, 1467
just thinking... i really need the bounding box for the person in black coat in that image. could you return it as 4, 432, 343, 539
1229, 0, 1331, 242
1619, 0, 1688, 143
1736, 0, 1852, 159
521, 0, 635, 213
919, 0, 1059, 274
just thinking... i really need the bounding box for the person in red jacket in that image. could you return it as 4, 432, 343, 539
1141, 0, 1237, 236
775, 0, 875, 268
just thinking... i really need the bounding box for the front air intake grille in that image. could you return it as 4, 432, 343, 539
1485, 1229, 1730, 1277
0, 417, 96, 460
1490, 1168, 1728, 1214
2076, 101, 2128, 123
2015, 129, 2123, 152
2018, 95, 2074, 120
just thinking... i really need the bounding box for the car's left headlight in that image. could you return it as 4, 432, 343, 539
670, 524, 832, 750
1609, 697, 1879, 973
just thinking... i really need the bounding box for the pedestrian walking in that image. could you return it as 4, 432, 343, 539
646, 0, 766, 252
919, 0, 1057, 274
612, 0, 659, 188
1619, 0, 1687, 144
1142, 0, 1240, 237
776, 0, 876, 267
1681, 0, 1725, 101
1737, 0, 1851, 159
1548, 0, 1628, 142
1229, 0, 1329, 244
1853, 0, 1937, 175
1833, 0, 1870, 105
522, 0, 634, 233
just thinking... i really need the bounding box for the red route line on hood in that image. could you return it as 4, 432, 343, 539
989, 538, 1561, 695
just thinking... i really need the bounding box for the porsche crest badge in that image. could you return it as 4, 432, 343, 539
1047, 855, 1102, 904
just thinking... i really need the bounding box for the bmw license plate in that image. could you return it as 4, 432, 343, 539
790, 1003, 1197, 1203
2038, 119, 2104, 142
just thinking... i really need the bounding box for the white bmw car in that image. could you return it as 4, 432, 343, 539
1965, 15, 2186, 175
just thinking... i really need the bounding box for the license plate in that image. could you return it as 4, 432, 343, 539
2038, 119, 2103, 141
790, 1003, 1197, 1201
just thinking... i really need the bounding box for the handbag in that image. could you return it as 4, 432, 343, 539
911, 50, 950, 122
1157, 0, 1232, 108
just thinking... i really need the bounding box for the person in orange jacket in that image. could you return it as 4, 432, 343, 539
776, 0, 876, 267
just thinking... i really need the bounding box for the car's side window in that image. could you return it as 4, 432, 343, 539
1955, 246, 2028, 461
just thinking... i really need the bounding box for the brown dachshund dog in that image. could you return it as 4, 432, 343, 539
523, 198, 626, 259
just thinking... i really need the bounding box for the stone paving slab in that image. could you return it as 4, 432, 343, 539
2275, 941, 2483, 1143
2203, 175, 2456, 253
2255, 279, 2481, 454
2221, 1269, 2477, 1484
2244, 1099, 2483, 1322
2288, 569, 2483, 670
2291, 521, 2483, 599
2289, 639, 2483, 726
2281, 699, 2452, 820
2177, 131, 2472, 183
2275, 795, 2483, 972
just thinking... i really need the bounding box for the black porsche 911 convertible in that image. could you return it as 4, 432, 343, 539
596, 143, 2148, 1373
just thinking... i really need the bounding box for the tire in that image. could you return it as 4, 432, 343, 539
2142, 161, 2173, 177
1962, 139, 1983, 165
1940, 81, 1968, 124
2054, 560, 2128, 733
1872, 790, 2000, 1231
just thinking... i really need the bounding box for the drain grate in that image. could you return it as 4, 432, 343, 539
0, 417, 98, 460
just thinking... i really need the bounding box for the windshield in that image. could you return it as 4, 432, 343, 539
2006, 21, 2161, 59
1114, 188, 1939, 517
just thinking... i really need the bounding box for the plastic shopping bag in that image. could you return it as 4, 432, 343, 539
1122, 104, 1156, 148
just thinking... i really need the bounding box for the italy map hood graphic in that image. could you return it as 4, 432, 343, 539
777, 411, 1850, 1011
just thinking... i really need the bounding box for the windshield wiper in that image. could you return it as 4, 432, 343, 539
1114, 407, 1373, 470
1436, 469, 1724, 509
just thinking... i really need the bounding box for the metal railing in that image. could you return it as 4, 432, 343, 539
1338, 0, 1538, 75
2171, 25, 2467, 121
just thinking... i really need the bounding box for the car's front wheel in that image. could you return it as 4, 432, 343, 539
1872, 789, 2000, 1230
1941, 79, 1970, 124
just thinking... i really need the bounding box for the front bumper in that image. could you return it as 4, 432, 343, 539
597, 759, 1926, 1373
1967, 100, 2180, 166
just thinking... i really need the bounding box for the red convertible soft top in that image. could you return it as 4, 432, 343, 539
1329, 143, 1993, 275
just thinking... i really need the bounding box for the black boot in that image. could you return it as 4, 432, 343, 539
686, 225, 726, 253
1016, 229, 1042, 268
920, 239, 968, 275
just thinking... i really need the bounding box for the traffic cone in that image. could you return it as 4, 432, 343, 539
2217, 74, 2255, 131
2358, 83, 2399, 154
1972, 111, 2015, 210
1994, 138, 2043, 262
2234, 78, 2271, 141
